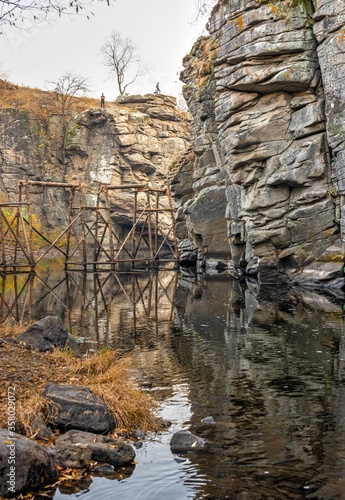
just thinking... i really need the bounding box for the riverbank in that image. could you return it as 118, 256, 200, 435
0, 322, 163, 498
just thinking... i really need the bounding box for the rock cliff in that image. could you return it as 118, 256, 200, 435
0, 93, 190, 228
171, 0, 345, 287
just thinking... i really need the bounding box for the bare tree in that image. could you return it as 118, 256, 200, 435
48, 72, 90, 160
100, 30, 146, 96
193, 0, 217, 23
0, 0, 113, 32
0, 62, 9, 81
0, 63, 10, 110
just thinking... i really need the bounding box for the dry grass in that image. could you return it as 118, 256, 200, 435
0, 340, 163, 498
0, 79, 109, 118
0, 339, 162, 437
16, 394, 56, 436
50, 349, 162, 432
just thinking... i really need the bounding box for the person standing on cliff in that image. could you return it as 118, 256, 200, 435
154, 82, 161, 94
100, 93, 105, 108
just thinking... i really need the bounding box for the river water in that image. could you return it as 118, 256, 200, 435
2, 267, 345, 499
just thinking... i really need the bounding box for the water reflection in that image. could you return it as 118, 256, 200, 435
172, 274, 345, 499
2, 267, 345, 498
0, 267, 177, 351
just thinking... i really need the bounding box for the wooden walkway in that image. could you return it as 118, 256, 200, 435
0, 180, 179, 272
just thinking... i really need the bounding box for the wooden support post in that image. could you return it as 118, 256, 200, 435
132, 190, 137, 269
104, 186, 115, 270
0, 208, 6, 267
167, 188, 179, 263
66, 188, 75, 269
155, 192, 159, 258
80, 187, 87, 270
14, 210, 20, 265
93, 188, 101, 271
146, 190, 154, 265
24, 181, 35, 267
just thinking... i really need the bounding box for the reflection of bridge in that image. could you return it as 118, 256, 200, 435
0, 180, 178, 272
0, 270, 178, 343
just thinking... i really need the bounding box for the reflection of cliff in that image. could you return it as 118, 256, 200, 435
172, 275, 345, 498
3, 265, 345, 496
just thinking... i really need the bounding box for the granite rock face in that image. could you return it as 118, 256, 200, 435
66, 94, 190, 186
0, 94, 190, 230
172, 0, 345, 286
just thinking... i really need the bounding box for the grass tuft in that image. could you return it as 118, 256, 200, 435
0, 340, 162, 436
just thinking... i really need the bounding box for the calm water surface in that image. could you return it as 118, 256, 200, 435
2, 268, 345, 499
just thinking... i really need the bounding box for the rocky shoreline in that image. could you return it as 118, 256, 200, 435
0, 317, 157, 497
0, 316, 207, 498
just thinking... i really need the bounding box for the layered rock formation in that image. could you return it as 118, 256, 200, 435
172, 0, 345, 287
0, 94, 190, 228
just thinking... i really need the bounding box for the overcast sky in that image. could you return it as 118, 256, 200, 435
0, 0, 210, 103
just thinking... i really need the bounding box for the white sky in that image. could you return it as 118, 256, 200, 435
0, 0, 210, 102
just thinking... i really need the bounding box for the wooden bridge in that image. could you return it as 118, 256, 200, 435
0, 180, 179, 272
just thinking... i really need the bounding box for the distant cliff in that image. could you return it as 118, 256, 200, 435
0, 91, 190, 229
171, 0, 345, 287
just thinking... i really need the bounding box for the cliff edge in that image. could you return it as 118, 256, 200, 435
171, 0, 345, 288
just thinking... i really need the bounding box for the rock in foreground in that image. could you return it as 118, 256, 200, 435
43, 382, 116, 433
16, 316, 80, 353
54, 430, 136, 466
0, 429, 58, 498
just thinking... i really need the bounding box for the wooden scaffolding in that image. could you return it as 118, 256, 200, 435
0, 180, 179, 272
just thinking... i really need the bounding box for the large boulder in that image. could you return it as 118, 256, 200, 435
16, 316, 80, 353
42, 383, 116, 433
0, 429, 58, 498
54, 430, 136, 466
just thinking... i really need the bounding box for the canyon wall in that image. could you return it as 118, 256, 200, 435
0, 94, 190, 228
172, 0, 345, 287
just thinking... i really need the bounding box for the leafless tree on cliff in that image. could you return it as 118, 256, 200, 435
0, 63, 10, 111
0, 62, 9, 82
194, 0, 216, 22
48, 72, 90, 163
100, 30, 146, 96
0, 0, 114, 32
